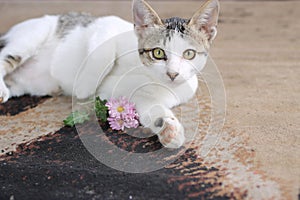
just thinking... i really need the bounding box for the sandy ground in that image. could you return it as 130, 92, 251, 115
0, 1, 299, 199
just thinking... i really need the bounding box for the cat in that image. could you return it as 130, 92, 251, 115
0, 0, 219, 148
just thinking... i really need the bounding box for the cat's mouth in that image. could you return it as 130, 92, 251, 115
165, 76, 185, 85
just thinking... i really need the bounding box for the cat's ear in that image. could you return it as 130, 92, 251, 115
132, 0, 163, 36
188, 0, 220, 43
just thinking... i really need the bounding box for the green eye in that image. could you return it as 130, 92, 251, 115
152, 48, 166, 60
183, 49, 196, 60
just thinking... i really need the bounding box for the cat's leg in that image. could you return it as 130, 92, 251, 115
0, 52, 23, 102
137, 102, 185, 149
72, 40, 117, 99
0, 16, 57, 103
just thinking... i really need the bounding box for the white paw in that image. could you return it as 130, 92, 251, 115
156, 117, 185, 149
0, 84, 10, 103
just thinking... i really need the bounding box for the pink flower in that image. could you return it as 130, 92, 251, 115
108, 117, 126, 131
106, 97, 135, 118
106, 97, 139, 131
107, 117, 139, 131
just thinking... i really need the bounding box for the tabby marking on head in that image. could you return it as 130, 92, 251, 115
163, 17, 189, 34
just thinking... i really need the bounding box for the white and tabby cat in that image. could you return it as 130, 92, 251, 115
0, 0, 219, 148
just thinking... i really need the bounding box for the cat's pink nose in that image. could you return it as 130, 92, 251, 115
167, 72, 179, 81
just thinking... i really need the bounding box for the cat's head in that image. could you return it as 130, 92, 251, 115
133, 0, 219, 84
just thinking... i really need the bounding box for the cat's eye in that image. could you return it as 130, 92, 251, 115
183, 49, 196, 60
152, 48, 166, 60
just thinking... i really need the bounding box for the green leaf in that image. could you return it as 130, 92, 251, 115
94, 96, 108, 122
63, 111, 90, 127
63, 96, 109, 127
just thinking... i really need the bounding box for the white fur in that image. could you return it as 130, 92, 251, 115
0, 17, 201, 148
0, 0, 218, 148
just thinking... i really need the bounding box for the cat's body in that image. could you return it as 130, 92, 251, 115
0, 0, 219, 148
2, 14, 134, 98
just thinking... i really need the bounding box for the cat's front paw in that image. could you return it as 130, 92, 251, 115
155, 117, 185, 149
0, 83, 10, 103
